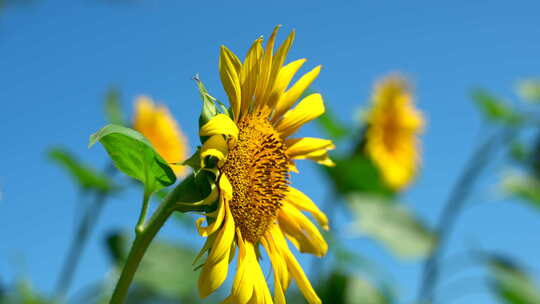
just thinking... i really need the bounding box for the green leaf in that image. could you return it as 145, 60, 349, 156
104, 87, 126, 126
324, 155, 394, 197
48, 147, 118, 193
488, 255, 540, 304
348, 194, 437, 259
472, 89, 523, 125
501, 171, 540, 210
89, 124, 176, 193
316, 110, 349, 140
517, 79, 540, 103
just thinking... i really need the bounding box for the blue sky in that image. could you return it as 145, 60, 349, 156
1, 1, 540, 303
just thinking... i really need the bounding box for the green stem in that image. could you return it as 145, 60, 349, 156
109, 176, 200, 304
135, 190, 151, 235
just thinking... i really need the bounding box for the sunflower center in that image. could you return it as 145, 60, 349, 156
221, 110, 289, 243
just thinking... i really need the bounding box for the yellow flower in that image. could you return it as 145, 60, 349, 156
365, 75, 424, 190
133, 96, 189, 177
195, 26, 334, 304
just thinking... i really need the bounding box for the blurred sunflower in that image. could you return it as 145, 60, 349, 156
365, 75, 424, 190
133, 96, 189, 177
194, 26, 334, 304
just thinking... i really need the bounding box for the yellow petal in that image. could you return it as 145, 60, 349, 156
267, 58, 306, 109
275, 93, 325, 138
198, 201, 235, 298
286, 137, 334, 158
196, 195, 225, 237
284, 187, 329, 230
219, 174, 233, 201
262, 230, 289, 304
273, 65, 321, 121
220, 46, 242, 120
262, 29, 295, 106
226, 232, 272, 304
200, 114, 239, 139
283, 247, 322, 304
278, 202, 328, 256
200, 135, 228, 168
240, 38, 263, 116
253, 26, 280, 109
228, 232, 254, 304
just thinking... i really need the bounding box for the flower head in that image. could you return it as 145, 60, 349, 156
194, 26, 334, 304
365, 75, 424, 190
133, 96, 189, 177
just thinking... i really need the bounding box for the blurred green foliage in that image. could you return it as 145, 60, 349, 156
488, 255, 540, 304
48, 147, 118, 193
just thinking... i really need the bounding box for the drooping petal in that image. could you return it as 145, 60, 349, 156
219, 46, 242, 119
200, 135, 229, 168
283, 246, 321, 304
275, 93, 325, 138
198, 201, 236, 298
284, 187, 328, 230
262, 228, 290, 304
273, 65, 321, 121
200, 114, 239, 139
225, 232, 272, 304
278, 202, 328, 257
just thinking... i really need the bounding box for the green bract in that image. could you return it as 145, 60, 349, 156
89, 124, 176, 193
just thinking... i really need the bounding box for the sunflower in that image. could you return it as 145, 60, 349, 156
133, 96, 189, 177
365, 75, 424, 190
194, 26, 334, 304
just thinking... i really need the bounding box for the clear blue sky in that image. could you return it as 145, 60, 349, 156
1, 1, 540, 303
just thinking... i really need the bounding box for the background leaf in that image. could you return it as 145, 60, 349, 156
105, 231, 199, 302
517, 79, 540, 103
317, 110, 349, 140
347, 194, 437, 259
472, 89, 522, 125
48, 147, 118, 193
487, 255, 540, 304
324, 155, 394, 197
104, 87, 126, 126
501, 171, 540, 211
89, 124, 176, 193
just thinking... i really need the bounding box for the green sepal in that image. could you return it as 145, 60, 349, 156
89, 124, 176, 193
182, 147, 202, 172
